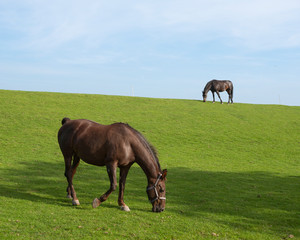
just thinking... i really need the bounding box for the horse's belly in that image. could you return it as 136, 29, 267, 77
80, 155, 106, 166
74, 141, 107, 166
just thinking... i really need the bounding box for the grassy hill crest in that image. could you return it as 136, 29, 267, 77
0, 89, 299, 239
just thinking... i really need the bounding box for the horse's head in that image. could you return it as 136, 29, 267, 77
147, 169, 167, 212
202, 91, 207, 102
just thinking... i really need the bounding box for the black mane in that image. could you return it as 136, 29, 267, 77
123, 123, 161, 170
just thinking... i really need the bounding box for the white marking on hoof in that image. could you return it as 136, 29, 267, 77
92, 198, 100, 208
72, 199, 80, 205
120, 205, 130, 212
66, 194, 72, 199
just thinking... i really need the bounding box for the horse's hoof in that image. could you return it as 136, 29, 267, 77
92, 198, 101, 208
72, 199, 80, 205
120, 205, 130, 212
66, 194, 72, 199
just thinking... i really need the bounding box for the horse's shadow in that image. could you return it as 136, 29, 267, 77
1, 160, 70, 206
0, 159, 147, 208
165, 167, 300, 235
1, 160, 300, 234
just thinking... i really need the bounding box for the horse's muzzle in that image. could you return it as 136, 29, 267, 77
152, 206, 165, 213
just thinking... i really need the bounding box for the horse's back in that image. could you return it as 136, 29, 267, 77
224, 80, 233, 87
58, 119, 106, 157
58, 119, 97, 143
211, 79, 233, 90
58, 119, 136, 166
212, 79, 232, 84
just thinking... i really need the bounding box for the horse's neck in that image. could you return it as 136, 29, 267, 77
204, 82, 212, 93
137, 158, 160, 184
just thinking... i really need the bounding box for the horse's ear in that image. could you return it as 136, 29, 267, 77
162, 169, 167, 179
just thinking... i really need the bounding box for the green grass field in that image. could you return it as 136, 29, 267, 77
0, 89, 299, 239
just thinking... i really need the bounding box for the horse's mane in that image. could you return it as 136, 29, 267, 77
203, 80, 213, 92
122, 123, 161, 170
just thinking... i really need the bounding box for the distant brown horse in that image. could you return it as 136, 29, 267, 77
202, 79, 233, 104
58, 118, 167, 212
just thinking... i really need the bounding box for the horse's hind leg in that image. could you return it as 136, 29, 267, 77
64, 154, 80, 205
93, 161, 117, 208
118, 165, 133, 212
66, 155, 80, 198
226, 89, 231, 104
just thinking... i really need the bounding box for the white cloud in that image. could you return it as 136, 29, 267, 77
1, 0, 300, 51
145, 0, 300, 49
58, 53, 118, 65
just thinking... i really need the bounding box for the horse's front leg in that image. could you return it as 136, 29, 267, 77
93, 161, 117, 208
118, 165, 133, 212
216, 91, 223, 104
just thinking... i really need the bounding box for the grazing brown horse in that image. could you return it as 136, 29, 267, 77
202, 79, 233, 104
58, 118, 167, 212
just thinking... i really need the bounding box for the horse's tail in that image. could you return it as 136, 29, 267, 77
61, 117, 71, 125
230, 82, 234, 103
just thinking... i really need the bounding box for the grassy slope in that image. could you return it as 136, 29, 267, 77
0, 89, 299, 239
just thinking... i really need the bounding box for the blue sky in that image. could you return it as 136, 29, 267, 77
1, 0, 300, 105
